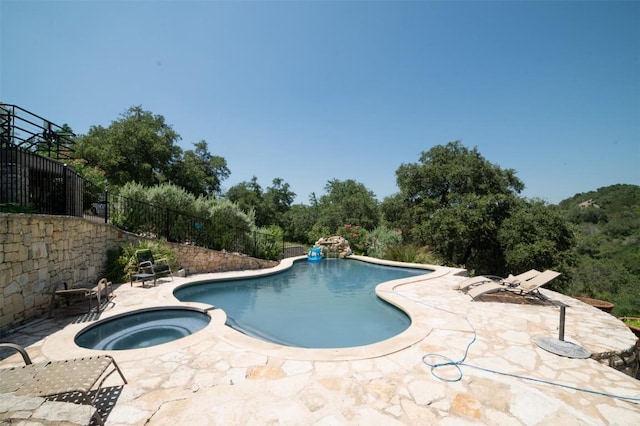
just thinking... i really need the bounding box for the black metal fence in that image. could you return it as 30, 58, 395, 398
0, 143, 88, 216
101, 192, 286, 260
0, 103, 84, 215
0, 103, 75, 160
0, 103, 301, 260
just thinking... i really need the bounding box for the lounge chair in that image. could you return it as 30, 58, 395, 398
467, 269, 561, 300
132, 249, 173, 286
454, 269, 541, 291
0, 343, 127, 425
48, 278, 113, 317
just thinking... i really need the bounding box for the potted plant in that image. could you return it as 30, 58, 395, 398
575, 296, 615, 314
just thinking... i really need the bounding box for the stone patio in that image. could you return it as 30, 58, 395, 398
1, 256, 639, 425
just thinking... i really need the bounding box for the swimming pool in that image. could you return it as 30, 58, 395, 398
174, 259, 430, 348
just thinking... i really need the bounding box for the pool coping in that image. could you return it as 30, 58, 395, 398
42, 256, 461, 363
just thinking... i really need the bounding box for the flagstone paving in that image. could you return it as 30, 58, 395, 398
1, 257, 639, 425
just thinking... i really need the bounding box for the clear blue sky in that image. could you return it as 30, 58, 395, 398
2, 0, 638, 204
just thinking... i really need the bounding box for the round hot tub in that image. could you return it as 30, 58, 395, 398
75, 306, 211, 350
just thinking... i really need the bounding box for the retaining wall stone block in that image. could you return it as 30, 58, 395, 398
1, 213, 279, 332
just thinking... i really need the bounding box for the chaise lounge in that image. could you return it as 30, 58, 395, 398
0, 343, 127, 425
454, 269, 541, 291
48, 278, 113, 317
466, 269, 561, 301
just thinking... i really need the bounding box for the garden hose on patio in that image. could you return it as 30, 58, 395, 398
396, 293, 640, 403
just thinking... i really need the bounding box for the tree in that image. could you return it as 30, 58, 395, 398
380, 193, 413, 237
557, 184, 640, 315
226, 176, 296, 228
282, 204, 317, 243
391, 141, 524, 272
226, 176, 266, 224
74, 106, 182, 188
170, 140, 230, 196
264, 178, 296, 227
317, 179, 380, 232
498, 199, 576, 286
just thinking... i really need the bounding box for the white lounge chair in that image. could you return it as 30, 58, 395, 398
467, 269, 561, 300
454, 269, 541, 291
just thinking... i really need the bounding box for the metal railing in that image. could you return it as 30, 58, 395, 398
0, 103, 74, 159
0, 103, 83, 215
0, 143, 86, 216
90, 193, 286, 260
0, 103, 301, 260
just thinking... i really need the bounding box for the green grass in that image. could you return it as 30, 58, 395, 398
622, 318, 640, 328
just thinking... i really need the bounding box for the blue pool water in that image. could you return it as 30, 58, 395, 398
174, 260, 430, 348
75, 307, 211, 350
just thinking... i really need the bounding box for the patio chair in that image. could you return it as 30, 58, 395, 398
467, 269, 561, 301
0, 343, 127, 425
48, 277, 113, 317
454, 269, 541, 291
133, 249, 173, 286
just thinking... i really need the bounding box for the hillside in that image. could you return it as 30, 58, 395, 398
557, 184, 640, 316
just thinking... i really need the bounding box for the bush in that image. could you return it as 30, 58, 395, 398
384, 244, 442, 265
307, 224, 331, 245
366, 226, 402, 259
337, 224, 368, 254
0, 203, 36, 213
255, 225, 284, 260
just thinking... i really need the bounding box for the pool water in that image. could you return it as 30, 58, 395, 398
75, 307, 211, 350
174, 260, 429, 348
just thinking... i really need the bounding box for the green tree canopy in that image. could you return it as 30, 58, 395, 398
387, 141, 530, 273
498, 199, 576, 280
317, 179, 380, 232
226, 176, 296, 228
264, 177, 296, 228
74, 106, 182, 187
226, 176, 265, 224
557, 184, 640, 315
170, 140, 230, 196
73, 106, 230, 194
282, 203, 317, 243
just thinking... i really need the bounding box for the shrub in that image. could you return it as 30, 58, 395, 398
255, 225, 284, 261
337, 224, 368, 254
366, 226, 402, 259
307, 224, 331, 245
384, 244, 442, 265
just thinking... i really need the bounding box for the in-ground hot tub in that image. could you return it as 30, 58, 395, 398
75, 306, 211, 350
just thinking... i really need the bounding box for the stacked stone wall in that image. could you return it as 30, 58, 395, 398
0, 213, 277, 333
592, 346, 638, 378
168, 243, 277, 275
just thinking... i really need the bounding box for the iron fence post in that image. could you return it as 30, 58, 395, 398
165, 207, 170, 241
254, 230, 258, 257
104, 190, 109, 224
62, 164, 68, 216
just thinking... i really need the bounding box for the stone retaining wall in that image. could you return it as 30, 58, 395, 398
0, 213, 276, 333
168, 243, 277, 275
592, 345, 639, 379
